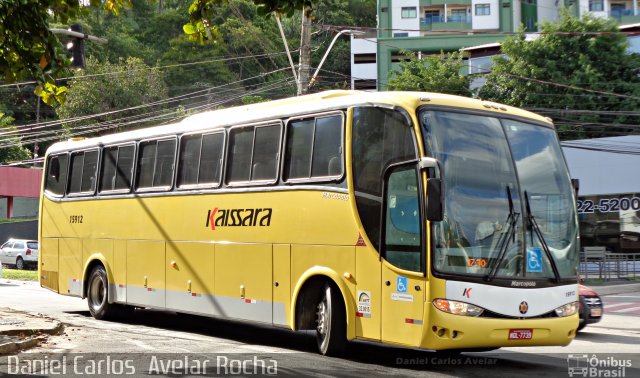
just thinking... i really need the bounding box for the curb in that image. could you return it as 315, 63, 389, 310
0, 337, 41, 355
0, 309, 65, 355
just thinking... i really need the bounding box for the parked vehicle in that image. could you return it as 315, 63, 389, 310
0, 239, 39, 270
578, 284, 603, 331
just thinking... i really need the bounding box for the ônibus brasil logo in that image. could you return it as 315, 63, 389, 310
205, 208, 273, 230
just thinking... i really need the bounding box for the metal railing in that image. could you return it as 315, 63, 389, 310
579, 246, 640, 281
420, 15, 472, 24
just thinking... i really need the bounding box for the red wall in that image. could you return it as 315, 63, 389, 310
0, 167, 43, 198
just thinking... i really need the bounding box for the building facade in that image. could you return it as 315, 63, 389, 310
0, 167, 42, 220
351, 0, 640, 90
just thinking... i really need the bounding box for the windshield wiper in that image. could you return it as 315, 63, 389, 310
524, 190, 561, 283
485, 186, 519, 282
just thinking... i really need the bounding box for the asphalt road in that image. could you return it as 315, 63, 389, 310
1, 279, 639, 377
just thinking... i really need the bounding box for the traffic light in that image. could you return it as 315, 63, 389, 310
66, 24, 85, 68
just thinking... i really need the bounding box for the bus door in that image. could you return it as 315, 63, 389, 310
380, 164, 425, 346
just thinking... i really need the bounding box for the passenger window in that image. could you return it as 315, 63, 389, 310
136, 139, 176, 190
115, 145, 134, 190
284, 114, 343, 181
101, 147, 117, 192
81, 150, 98, 192
100, 145, 134, 192
199, 133, 224, 184
68, 150, 99, 194
154, 140, 176, 187
227, 128, 253, 182
311, 116, 342, 177
227, 124, 281, 184
45, 154, 68, 196
252, 125, 280, 181
178, 132, 224, 187
285, 119, 314, 179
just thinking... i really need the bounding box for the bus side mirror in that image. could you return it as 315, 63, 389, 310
571, 178, 580, 197
426, 178, 444, 222
419, 157, 444, 222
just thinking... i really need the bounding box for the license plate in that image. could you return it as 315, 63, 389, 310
590, 308, 602, 317
508, 329, 533, 340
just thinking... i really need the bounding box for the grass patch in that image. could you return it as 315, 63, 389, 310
1, 267, 38, 281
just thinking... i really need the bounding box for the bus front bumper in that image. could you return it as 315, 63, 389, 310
422, 309, 579, 350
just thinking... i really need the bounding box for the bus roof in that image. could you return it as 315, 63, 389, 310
45, 90, 552, 154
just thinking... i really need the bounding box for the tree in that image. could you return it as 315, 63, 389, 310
1, 0, 316, 105
0, 113, 32, 164
0, 0, 141, 105
478, 10, 640, 139
56, 57, 168, 136
387, 51, 472, 97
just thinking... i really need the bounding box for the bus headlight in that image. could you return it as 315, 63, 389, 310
554, 302, 578, 317
433, 299, 484, 317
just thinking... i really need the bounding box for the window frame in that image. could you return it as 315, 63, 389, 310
589, 0, 604, 11
401, 6, 417, 18
44, 153, 69, 198
135, 136, 178, 193
98, 143, 137, 195
176, 130, 226, 190
225, 121, 283, 187
282, 111, 345, 185
475, 4, 490, 16
67, 148, 100, 197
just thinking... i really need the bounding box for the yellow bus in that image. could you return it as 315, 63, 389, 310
39, 90, 580, 355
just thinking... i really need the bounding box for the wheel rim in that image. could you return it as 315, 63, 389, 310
89, 274, 106, 312
16, 259, 23, 270
317, 299, 328, 337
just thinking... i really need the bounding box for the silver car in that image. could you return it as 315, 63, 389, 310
0, 239, 38, 270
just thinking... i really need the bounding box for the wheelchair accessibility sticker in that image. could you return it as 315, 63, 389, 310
527, 247, 543, 273
396, 276, 407, 293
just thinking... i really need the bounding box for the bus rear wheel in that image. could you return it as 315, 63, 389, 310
315, 283, 346, 356
87, 265, 120, 320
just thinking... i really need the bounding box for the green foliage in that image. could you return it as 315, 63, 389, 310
241, 95, 267, 104
0, 113, 32, 164
387, 51, 472, 97
0, 267, 38, 281
56, 57, 169, 135
0, 0, 133, 105
478, 10, 640, 139
159, 35, 239, 98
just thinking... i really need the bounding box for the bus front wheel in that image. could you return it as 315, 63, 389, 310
87, 265, 118, 320
316, 283, 346, 356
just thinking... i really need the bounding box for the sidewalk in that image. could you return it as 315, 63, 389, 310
582, 280, 640, 296
0, 308, 63, 355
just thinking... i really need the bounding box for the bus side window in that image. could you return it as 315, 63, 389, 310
68, 149, 98, 195
136, 138, 176, 190
178, 132, 224, 188
228, 124, 281, 184
100, 145, 135, 193
45, 154, 69, 196
284, 114, 343, 181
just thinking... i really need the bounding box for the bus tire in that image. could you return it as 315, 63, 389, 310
87, 265, 117, 320
316, 282, 347, 356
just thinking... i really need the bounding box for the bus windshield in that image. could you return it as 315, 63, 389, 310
420, 110, 579, 281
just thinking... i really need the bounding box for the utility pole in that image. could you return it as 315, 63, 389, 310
297, 5, 312, 96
